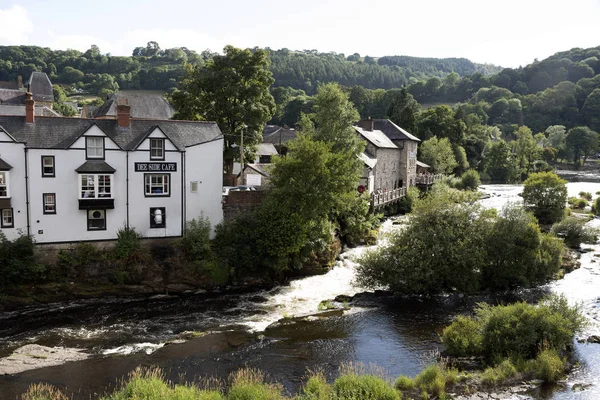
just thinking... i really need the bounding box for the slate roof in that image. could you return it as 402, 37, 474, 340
359, 152, 377, 169
0, 105, 59, 117
262, 127, 298, 145
0, 89, 26, 105
0, 81, 20, 90
75, 160, 116, 173
0, 116, 222, 151
27, 72, 54, 102
354, 126, 397, 149
95, 92, 175, 120
257, 143, 278, 156
0, 158, 13, 171
244, 163, 271, 177
263, 125, 282, 137
374, 119, 420, 142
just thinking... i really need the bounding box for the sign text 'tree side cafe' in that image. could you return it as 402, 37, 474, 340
134, 162, 177, 172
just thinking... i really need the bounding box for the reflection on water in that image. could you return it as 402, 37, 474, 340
1, 183, 600, 399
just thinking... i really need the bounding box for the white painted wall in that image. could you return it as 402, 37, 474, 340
185, 138, 224, 236
27, 147, 128, 243
0, 140, 27, 240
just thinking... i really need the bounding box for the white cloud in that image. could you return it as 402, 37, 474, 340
43, 31, 115, 54
0, 5, 33, 44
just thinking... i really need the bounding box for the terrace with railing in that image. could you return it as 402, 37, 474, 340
415, 174, 443, 185
371, 187, 406, 208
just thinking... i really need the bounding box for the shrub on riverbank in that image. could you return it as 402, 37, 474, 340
356, 185, 564, 294
551, 217, 598, 248
521, 172, 568, 225
442, 295, 585, 363
0, 232, 41, 287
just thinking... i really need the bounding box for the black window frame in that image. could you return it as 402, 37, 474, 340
85, 136, 105, 160
149, 138, 165, 161
86, 209, 107, 231
42, 193, 56, 214
1, 208, 14, 228
144, 173, 171, 197
41, 155, 55, 178
149, 207, 166, 229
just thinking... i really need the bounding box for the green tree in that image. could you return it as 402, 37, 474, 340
419, 136, 458, 174
171, 46, 275, 173
512, 126, 539, 175
565, 126, 599, 166
546, 125, 566, 149
521, 172, 568, 225
484, 140, 518, 182
582, 88, 600, 132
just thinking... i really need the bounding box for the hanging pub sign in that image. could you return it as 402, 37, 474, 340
134, 162, 177, 172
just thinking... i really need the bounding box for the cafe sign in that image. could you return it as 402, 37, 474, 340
135, 162, 177, 172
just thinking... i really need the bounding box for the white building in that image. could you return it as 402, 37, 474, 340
0, 96, 223, 244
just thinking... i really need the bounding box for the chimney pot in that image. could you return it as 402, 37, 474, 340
117, 103, 131, 128
25, 92, 35, 124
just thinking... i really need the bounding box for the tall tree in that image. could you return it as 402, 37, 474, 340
566, 126, 599, 166
171, 46, 275, 173
419, 136, 458, 174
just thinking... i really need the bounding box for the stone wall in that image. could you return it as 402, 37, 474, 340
223, 190, 268, 221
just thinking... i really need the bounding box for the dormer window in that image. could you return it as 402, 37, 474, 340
150, 138, 165, 160
86, 137, 105, 159
0, 171, 9, 197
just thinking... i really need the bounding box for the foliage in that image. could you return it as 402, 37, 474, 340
227, 368, 284, 400
480, 360, 517, 386
579, 191, 593, 201
182, 216, 213, 261
55, 242, 101, 280
331, 374, 400, 400
442, 296, 585, 363
483, 140, 518, 183
301, 373, 332, 400
357, 188, 562, 295
441, 315, 483, 356
594, 197, 600, 215
551, 217, 598, 248
459, 169, 481, 191
22, 383, 69, 400
393, 376, 416, 391
0, 232, 41, 287
566, 126, 599, 166
419, 136, 458, 174
534, 349, 565, 383
113, 225, 142, 261
171, 46, 275, 173
521, 172, 568, 225
414, 364, 457, 398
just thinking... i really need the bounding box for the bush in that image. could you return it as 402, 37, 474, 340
332, 374, 400, 400
396, 187, 419, 214
534, 349, 565, 383
571, 198, 588, 209
113, 225, 141, 261
460, 169, 481, 191
441, 316, 483, 356
394, 375, 415, 391
594, 197, 600, 215
301, 373, 332, 400
181, 216, 213, 261
22, 383, 69, 400
551, 217, 598, 248
480, 360, 517, 386
54, 242, 101, 281
579, 191, 592, 201
0, 232, 42, 287
521, 172, 568, 225
414, 365, 447, 397
227, 368, 284, 400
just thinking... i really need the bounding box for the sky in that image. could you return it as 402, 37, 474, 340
1, 0, 599, 68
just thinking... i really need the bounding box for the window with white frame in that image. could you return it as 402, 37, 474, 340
145, 174, 169, 196
0, 171, 8, 197
1, 209, 13, 228
42, 156, 55, 177
86, 137, 104, 159
150, 138, 165, 160
43, 193, 56, 214
79, 174, 112, 199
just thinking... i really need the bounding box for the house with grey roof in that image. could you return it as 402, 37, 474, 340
95, 92, 175, 120
27, 72, 54, 107
354, 119, 421, 207
0, 93, 223, 244
0, 73, 57, 116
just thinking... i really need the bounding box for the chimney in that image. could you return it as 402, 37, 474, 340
117, 102, 131, 128
17, 75, 22, 89
358, 117, 374, 132
25, 92, 34, 124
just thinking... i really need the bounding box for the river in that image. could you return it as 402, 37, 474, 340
1, 182, 600, 399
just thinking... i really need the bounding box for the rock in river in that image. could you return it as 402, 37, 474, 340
0, 344, 89, 375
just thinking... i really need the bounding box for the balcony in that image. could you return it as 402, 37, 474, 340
371, 187, 406, 208
415, 174, 443, 186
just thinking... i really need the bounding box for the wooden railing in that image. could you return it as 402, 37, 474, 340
371, 187, 406, 208
415, 174, 443, 185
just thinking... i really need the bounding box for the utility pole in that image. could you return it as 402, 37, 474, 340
239, 128, 244, 185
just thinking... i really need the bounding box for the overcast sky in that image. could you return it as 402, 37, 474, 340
1, 0, 599, 68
